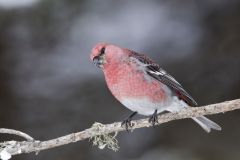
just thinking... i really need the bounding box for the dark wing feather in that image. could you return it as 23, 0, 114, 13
130, 51, 197, 106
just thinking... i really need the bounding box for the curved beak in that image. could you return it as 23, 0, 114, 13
93, 56, 103, 68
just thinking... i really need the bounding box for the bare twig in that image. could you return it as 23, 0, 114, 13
0, 129, 34, 141
0, 99, 240, 159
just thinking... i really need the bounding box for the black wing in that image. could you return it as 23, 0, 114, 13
130, 51, 197, 106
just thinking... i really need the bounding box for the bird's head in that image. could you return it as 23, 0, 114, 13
90, 43, 128, 69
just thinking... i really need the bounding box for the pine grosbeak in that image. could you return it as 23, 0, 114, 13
90, 43, 221, 132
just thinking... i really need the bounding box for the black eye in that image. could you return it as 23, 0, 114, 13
100, 47, 105, 55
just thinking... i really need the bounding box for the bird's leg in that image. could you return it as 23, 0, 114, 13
149, 109, 158, 127
121, 111, 137, 131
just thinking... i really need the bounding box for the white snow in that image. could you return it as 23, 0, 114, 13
0, 149, 11, 160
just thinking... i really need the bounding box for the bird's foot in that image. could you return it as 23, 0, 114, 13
121, 118, 134, 131
121, 111, 137, 131
149, 110, 158, 127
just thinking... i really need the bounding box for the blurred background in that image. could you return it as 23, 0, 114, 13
0, 0, 240, 159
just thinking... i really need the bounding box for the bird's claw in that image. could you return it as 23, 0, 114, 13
121, 118, 134, 131
149, 110, 158, 127
121, 112, 137, 131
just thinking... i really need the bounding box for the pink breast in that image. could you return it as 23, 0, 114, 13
103, 63, 168, 103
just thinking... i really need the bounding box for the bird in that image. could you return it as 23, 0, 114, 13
90, 42, 221, 132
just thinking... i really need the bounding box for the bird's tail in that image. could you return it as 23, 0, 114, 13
192, 116, 221, 133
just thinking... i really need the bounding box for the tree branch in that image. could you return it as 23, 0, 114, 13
0, 99, 240, 159
0, 129, 34, 142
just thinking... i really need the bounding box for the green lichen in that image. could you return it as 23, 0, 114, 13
89, 122, 119, 152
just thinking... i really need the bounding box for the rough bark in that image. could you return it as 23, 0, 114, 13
0, 99, 239, 159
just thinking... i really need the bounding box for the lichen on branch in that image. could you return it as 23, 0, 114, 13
0, 99, 240, 160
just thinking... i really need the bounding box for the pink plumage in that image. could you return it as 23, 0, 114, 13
90, 43, 221, 132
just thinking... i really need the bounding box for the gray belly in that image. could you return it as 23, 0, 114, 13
121, 96, 187, 116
